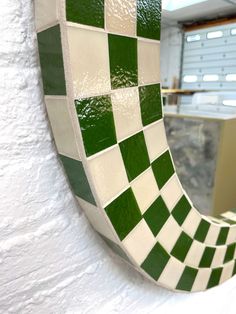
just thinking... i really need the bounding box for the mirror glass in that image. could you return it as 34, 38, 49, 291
161, 0, 236, 216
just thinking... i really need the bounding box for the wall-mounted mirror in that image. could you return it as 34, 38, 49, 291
161, 0, 236, 216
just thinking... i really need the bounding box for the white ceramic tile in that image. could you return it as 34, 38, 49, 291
157, 216, 182, 252
88, 145, 129, 206
182, 208, 202, 238
192, 268, 211, 292
209, 217, 224, 224
111, 88, 142, 141
67, 26, 111, 98
122, 220, 156, 265
105, 0, 136, 36
211, 247, 227, 268
159, 258, 185, 289
77, 197, 118, 243
35, 0, 58, 31
185, 241, 205, 267
45, 97, 81, 160
131, 168, 160, 214
204, 223, 221, 245
226, 227, 236, 244
161, 175, 183, 211
138, 40, 160, 85
220, 262, 235, 284
221, 211, 236, 220
144, 120, 168, 162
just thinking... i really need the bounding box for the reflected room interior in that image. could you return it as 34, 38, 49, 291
161, 0, 236, 216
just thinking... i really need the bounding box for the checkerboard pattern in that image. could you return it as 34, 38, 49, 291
36, 0, 236, 292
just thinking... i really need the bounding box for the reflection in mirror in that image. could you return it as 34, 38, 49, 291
161, 1, 236, 216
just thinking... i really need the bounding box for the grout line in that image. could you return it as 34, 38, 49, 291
66, 21, 160, 44
73, 81, 162, 101
36, 21, 59, 33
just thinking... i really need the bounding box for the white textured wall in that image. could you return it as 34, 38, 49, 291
1, 1, 236, 313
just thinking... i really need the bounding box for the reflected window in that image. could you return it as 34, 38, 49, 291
186, 34, 201, 42
183, 75, 198, 83
203, 74, 219, 82
223, 100, 236, 107
226, 74, 236, 81
207, 31, 223, 39
231, 28, 236, 36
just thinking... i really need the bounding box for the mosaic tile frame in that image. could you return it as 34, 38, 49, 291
35, 0, 236, 292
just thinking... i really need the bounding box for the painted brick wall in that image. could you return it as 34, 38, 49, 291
0, 0, 236, 313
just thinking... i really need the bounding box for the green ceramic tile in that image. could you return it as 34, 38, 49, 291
234, 261, 236, 275
66, 0, 104, 28
216, 227, 229, 245
105, 188, 142, 241
139, 84, 162, 126
37, 25, 66, 95
172, 195, 192, 226
223, 219, 236, 225
141, 242, 170, 281
108, 34, 138, 89
224, 243, 236, 263
194, 219, 211, 242
137, 0, 161, 40
199, 247, 216, 268
176, 266, 198, 292
207, 268, 223, 289
99, 234, 131, 264
171, 232, 193, 262
151, 150, 175, 189
75, 96, 117, 157
60, 155, 96, 205
119, 132, 150, 182
144, 196, 170, 236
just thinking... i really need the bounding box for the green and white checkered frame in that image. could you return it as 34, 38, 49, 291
35, 0, 236, 292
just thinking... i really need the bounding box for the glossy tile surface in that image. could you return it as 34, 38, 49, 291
67, 27, 111, 97
77, 197, 117, 242
106, 0, 136, 36
75, 95, 117, 157
137, 0, 161, 40
66, 0, 105, 28
45, 97, 80, 160
131, 167, 159, 214
152, 150, 175, 189
171, 195, 192, 226
60, 155, 96, 205
156, 216, 182, 252
111, 87, 142, 141
119, 131, 150, 181
138, 40, 160, 85
88, 146, 129, 206
171, 232, 193, 262
139, 83, 162, 126
105, 188, 142, 240
35, 0, 58, 31
108, 34, 138, 89
144, 196, 170, 237
141, 242, 170, 281
161, 175, 182, 210
122, 219, 156, 264
144, 120, 168, 162
37, 25, 66, 95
